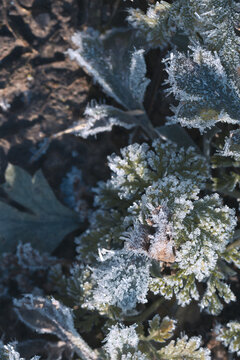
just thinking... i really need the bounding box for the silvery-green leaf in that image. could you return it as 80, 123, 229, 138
165, 46, 240, 132
67, 28, 149, 110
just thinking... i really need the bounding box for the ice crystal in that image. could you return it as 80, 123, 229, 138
84, 250, 150, 313
220, 129, 240, 161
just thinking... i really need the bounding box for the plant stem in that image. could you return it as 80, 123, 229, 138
70, 331, 101, 360
227, 238, 240, 250
125, 298, 164, 323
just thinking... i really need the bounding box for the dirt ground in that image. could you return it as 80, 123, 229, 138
0, 0, 239, 359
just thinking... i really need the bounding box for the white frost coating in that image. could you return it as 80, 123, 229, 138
16, 242, 56, 271
0, 344, 40, 360
104, 324, 147, 360
14, 295, 98, 360
67, 30, 125, 108
129, 49, 150, 105
164, 46, 240, 132
85, 250, 150, 313
217, 321, 240, 356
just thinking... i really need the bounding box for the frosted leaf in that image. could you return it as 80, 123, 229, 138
158, 335, 211, 360
67, 28, 149, 110
14, 295, 77, 340
0, 344, 40, 360
107, 139, 208, 200
103, 324, 147, 360
165, 46, 240, 131
0, 344, 38, 360
147, 315, 176, 343
84, 250, 150, 313
16, 242, 57, 271
222, 247, 240, 269
176, 0, 240, 83
128, 1, 174, 49
220, 129, 240, 161
150, 272, 199, 307
200, 270, 236, 315
78, 138, 237, 311
157, 0, 240, 84
175, 194, 237, 281
14, 295, 98, 360
76, 103, 141, 139
75, 207, 125, 262
129, 49, 151, 105
217, 321, 240, 356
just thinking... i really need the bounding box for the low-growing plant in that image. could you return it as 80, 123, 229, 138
1, 1, 240, 359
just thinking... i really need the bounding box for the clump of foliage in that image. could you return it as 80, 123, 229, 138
1, 1, 240, 359
217, 321, 240, 356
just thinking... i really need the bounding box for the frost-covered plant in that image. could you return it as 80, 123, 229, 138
74, 139, 239, 315
67, 28, 157, 140
0, 343, 39, 360
127, 0, 240, 153
217, 321, 240, 356
84, 249, 150, 314
103, 319, 211, 360
14, 295, 99, 360
164, 47, 240, 132
5, 0, 240, 359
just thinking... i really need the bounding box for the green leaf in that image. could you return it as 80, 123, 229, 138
147, 315, 176, 343
158, 335, 211, 360
0, 164, 80, 253
156, 125, 199, 151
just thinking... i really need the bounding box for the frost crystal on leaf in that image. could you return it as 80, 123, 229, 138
76, 139, 208, 260
0, 344, 40, 360
67, 28, 155, 139
127, 1, 174, 49
165, 47, 240, 132
217, 321, 240, 356
78, 137, 238, 313
158, 335, 211, 360
220, 129, 240, 161
84, 250, 150, 313
16, 242, 56, 271
68, 29, 149, 110
104, 324, 147, 360
14, 295, 98, 360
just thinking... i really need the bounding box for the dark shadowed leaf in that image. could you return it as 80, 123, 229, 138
0, 164, 80, 253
